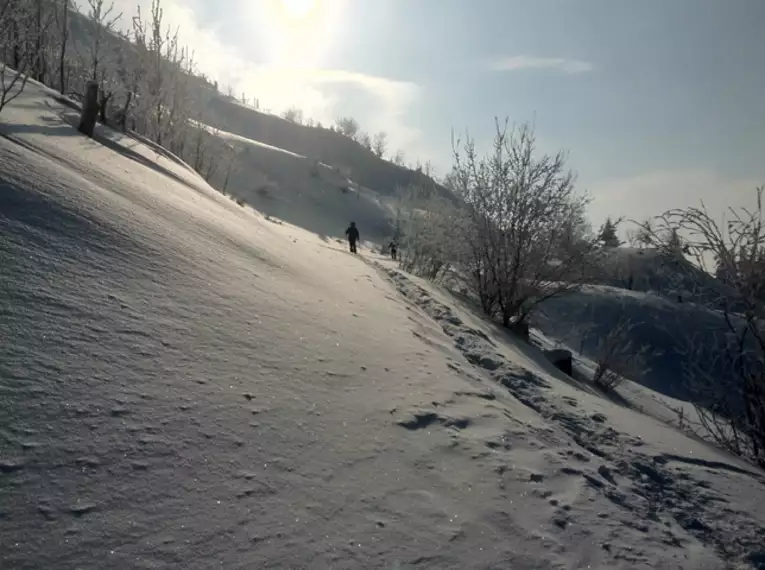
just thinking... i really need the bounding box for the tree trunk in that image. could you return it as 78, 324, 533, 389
119, 91, 132, 132
58, 0, 69, 94
35, 0, 44, 82
98, 90, 111, 124
78, 81, 99, 137
11, 20, 21, 69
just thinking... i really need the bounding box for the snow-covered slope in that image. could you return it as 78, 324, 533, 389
534, 284, 732, 402
211, 124, 395, 241
2, 83, 765, 570
596, 247, 727, 308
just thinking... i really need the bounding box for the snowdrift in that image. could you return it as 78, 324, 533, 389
2, 81, 765, 570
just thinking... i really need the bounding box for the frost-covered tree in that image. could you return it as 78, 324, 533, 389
654, 187, 765, 467
0, 0, 32, 114
0, 0, 54, 114
334, 115, 359, 139
282, 106, 303, 124
401, 119, 597, 329
372, 131, 387, 158
358, 131, 371, 150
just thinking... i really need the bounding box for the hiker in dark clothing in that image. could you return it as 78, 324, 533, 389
389, 240, 398, 261
345, 222, 360, 253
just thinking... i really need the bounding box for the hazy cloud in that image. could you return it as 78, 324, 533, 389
489, 55, 594, 74
588, 168, 762, 225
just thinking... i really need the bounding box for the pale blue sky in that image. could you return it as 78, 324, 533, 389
113, 0, 765, 226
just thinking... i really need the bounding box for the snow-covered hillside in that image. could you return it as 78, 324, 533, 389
2, 83, 765, 570
211, 124, 395, 241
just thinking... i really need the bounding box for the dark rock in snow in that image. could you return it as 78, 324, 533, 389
544, 348, 573, 376
0, 459, 25, 473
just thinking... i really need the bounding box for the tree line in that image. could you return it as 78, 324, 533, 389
1, 0, 236, 186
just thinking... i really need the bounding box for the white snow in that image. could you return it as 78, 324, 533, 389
2, 82, 765, 569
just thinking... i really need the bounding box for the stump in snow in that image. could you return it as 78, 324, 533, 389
545, 348, 573, 376
78, 81, 99, 138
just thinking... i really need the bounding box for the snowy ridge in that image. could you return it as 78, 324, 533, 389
2, 81, 765, 569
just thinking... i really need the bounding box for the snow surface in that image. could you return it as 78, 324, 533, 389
2, 82, 765, 569
203, 121, 395, 243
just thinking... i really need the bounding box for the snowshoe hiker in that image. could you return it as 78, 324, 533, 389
345, 222, 360, 254
389, 239, 398, 261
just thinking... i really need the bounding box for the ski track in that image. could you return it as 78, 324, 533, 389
1, 82, 765, 570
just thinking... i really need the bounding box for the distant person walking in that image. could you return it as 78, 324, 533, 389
389, 239, 398, 261
345, 222, 360, 254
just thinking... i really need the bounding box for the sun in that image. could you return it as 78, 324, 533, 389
281, 0, 316, 18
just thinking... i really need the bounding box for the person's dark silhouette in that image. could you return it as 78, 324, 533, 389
389, 240, 398, 261
345, 222, 360, 254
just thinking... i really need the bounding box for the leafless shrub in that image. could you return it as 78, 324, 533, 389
652, 187, 765, 467
395, 184, 458, 281
591, 310, 652, 390
372, 131, 387, 158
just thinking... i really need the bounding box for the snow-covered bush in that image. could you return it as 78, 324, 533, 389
652, 187, 765, 467
400, 119, 598, 330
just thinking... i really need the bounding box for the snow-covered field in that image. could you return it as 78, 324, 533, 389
2, 83, 765, 569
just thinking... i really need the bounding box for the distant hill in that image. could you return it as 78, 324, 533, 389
213, 126, 396, 241
204, 95, 452, 200
63, 8, 451, 240
592, 246, 729, 309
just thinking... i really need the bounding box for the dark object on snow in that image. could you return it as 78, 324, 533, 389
545, 348, 573, 376
509, 321, 530, 343
389, 240, 398, 261
78, 81, 99, 137
345, 222, 360, 254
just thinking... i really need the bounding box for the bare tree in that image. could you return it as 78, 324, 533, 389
0, 0, 34, 115
396, 184, 459, 281
448, 119, 597, 327
653, 187, 765, 467
82, 0, 121, 82
334, 116, 359, 139
372, 131, 387, 158
590, 309, 652, 390
392, 149, 405, 166
282, 106, 303, 124
626, 218, 654, 249
358, 131, 371, 150
54, 0, 70, 94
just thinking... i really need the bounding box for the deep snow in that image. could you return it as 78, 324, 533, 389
2, 82, 765, 570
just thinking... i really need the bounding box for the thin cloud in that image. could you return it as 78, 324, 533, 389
589, 168, 761, 225
489, 55, 594, 74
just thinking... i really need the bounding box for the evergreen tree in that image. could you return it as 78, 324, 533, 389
598, 217, 622, 248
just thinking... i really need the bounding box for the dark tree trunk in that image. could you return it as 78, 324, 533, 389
58, 0, 69, 94
78, 81, 99, 137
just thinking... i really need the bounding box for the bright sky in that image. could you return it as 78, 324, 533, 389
108, 0, 765, 226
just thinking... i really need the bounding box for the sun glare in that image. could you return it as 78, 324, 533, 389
281, 0, 316, 19
253, 0, 345, 67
